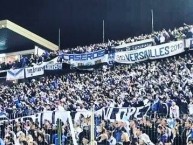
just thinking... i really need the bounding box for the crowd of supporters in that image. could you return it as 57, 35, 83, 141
0, 24, 193, 71
0, 50, 193, 144
0, 24, 193, 145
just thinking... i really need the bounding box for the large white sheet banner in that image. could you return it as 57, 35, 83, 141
6, 68, 25, 80
25, 65, 44, 78
10, 111, 78, 145
115, 40, 184, 63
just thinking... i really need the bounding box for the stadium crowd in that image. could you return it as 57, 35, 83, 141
0, 24, 193, 71
0, 50, 193, 144
0, 23, 193, 145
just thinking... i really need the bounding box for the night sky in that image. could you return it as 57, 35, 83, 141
0, 0, 193, 49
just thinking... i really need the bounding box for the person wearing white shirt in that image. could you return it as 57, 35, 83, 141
58, 102, 65, 111
136, 127, 154, 145
170, 102, 180, 118
138, 133, 154, 145
160, 33, 166, 43
190, 26, 193, 33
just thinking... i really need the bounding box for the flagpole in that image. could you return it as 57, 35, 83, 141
103, 20, 105, 43
151, 9, 154, 33
59, 28, 61, 50
90, 92, 95, 145
91, 103, 95, 145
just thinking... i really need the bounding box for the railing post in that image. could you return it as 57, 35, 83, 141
91, 104, 95, 145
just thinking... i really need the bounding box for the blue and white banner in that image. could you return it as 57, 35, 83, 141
25, 65, 44, 78
6, 68, 25, 80
63, 50, 108, 67
114, 38, 154, 52
2, 40, 188, 78
44, 63, 63, 70
115, 40, 184, 64
32, 57, 59, 67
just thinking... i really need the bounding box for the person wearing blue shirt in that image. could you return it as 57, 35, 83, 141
113, 127, 122, 142
0, 138, 5, 145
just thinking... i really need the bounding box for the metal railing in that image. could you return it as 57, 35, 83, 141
0, 110, 191, 145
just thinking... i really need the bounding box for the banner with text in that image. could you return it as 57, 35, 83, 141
99, 103, 152, 122
44, 63, 63, 70
114, 38, 154, 52
63, 50, 108, 67
72, 103, 163, 123
25, 65, 44, 78
115, 40, 184, 63
6, 68, 25, 80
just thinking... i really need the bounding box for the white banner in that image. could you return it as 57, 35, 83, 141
115, 40, 184, 63
44, 63, 62, 70
70, 55, 108, 67
25, 65, 44, 78
99, 103, 152, 122
6, 68, 25, 80
32, 57, 59, 67
5, 111, 77, 145
114, 38, 154, 51
72, 103, 155, 123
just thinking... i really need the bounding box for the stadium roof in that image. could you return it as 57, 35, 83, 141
0, 20, 59, 53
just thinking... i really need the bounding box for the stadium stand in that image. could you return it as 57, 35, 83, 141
0, 23, 193, 70
0, 21, 193, 145
0, 20, 58, 71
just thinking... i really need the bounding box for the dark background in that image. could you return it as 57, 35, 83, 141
0, 0, 192, 49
